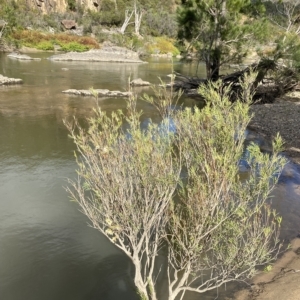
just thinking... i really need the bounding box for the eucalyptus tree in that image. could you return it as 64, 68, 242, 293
265, 0, 300, 41
177, 0, 267, 80
264, 0, 300, 68
65, 75, 286, 300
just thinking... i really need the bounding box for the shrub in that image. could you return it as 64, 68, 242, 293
65, 74, 286, 300
59, 41, 89, 52
143, 9, 178, 38
36, 41, 54, 50
145, 36, 180, 56
10, 30, 99, 51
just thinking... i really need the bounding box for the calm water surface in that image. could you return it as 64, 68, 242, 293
0, 52, 300, 300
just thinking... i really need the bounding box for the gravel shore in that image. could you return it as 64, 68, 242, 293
236, 93, 300, 300
249, 92, 300, 164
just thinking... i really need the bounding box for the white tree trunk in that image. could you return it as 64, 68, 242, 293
134, 1, 144, 37
120, 10, 134, 34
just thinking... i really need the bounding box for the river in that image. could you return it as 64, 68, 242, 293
0, 52, 300, 300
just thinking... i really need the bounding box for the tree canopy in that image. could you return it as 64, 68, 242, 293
177, 0, 267, 79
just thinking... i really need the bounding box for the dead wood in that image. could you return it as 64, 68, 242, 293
173, 59, 299, 103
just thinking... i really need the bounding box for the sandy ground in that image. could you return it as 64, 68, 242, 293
235, 238, 300, 300
234, 94, 300, 300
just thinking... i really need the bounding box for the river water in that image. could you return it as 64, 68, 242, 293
0, 52, 300, 300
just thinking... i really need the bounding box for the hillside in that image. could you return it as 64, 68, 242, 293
5, 0, 178, 14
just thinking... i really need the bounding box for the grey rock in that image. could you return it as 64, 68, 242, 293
0, 74, 23, 85
8, 53, 41, 61
61, 20, 77, 30
130, 78, 151, 86
49, 46, 146, 63
62, 89, 132, 97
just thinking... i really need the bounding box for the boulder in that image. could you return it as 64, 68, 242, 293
130, 78, 151, 86
61, 20, 77, 30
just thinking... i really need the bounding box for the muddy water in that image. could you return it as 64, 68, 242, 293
0, 52, 299, 300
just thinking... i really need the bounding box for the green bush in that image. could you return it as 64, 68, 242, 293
10, 30, 98, 51
36, 41, 54, 50
145, 37, 180, 56
65, 75, 286, 300
59, 41, 89, 52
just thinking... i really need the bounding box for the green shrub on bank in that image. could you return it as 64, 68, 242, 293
10, 30, 99, 52
36, 41, 54, 50
145, 37, 180, 56
58, 41, 89, 52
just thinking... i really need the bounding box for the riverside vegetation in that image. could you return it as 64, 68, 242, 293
2, 1, 300, 299
65, 74, 287, 300
1, 1, 300, 69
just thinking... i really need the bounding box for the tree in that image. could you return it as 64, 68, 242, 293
65, 75, 286, 300
265, 0, 300, 42
119, 0, 144, 36
177, 0, 267, 80
264, 0, 300, 68
0, 20, 6, 39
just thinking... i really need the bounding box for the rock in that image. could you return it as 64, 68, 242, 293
130, 78, 151, 86
62, 89, 132, 97
0, 74, 23, 85
49, 46, 146, 63
7, 53, 41, 61
0, 20, 7, 29
61, 20, 77, 30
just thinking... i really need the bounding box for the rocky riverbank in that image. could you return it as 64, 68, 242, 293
233, 93, 300, 300
48, 45, 146, 63
235, 238, 300, 300
249, 93, 300, 164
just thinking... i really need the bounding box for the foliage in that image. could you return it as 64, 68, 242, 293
177, 0, 267, 79
98, 0, 124, 26
10, 30, 99, 51
58, 41, 89, 52
264, 0, 300, 69
67, 0, 77, 11
0, 1, 19, 35
65, 74, 286, 300
36, 41, 54, 51
143, 9, 178, 37
145, 37, 180, 56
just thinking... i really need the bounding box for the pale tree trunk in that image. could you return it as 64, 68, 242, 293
134, 0, 144, 37
0, 22, 6, 39
120, 9, 134, 34
132, 255, 158, 300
